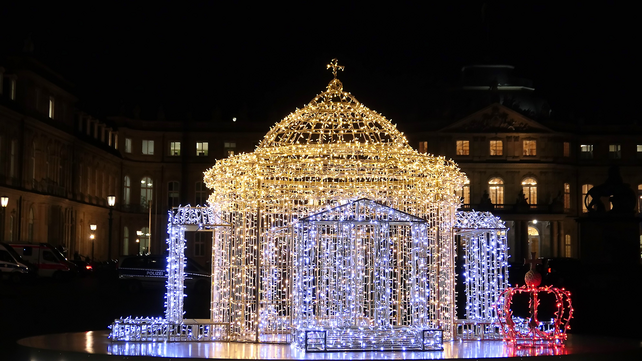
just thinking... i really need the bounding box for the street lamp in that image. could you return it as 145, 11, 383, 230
135, 237, 141, 255
90, 224, 97, 262
0, 196, 8, 241
107, 195, 116, 260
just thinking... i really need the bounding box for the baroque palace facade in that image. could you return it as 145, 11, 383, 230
1, 57, 640, 264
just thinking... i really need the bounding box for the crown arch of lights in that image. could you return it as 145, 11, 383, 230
452, 210, 510, 340
204, 60, 467, 345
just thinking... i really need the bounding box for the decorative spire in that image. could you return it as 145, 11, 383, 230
326, 59, 344, 79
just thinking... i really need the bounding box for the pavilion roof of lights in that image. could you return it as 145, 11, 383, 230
204, 59, 467, 213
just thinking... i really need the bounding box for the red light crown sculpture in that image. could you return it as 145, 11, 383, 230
495, 252, 573, 347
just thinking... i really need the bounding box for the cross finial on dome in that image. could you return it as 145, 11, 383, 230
327, 59, 344, 79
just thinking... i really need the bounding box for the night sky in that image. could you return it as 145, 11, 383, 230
0, 2, 637, 126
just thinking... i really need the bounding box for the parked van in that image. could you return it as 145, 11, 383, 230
9, 243, 77, 279
0, 243, 31, 283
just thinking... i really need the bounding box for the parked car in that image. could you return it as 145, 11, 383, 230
70, 259, 93, 277
0, 243, 32, 283
117, 255, 210, 294
8, 243, 78, 279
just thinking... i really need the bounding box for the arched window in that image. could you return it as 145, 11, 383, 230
123, 226, 129, 256
489, 177, 504, 208
582, 184, 594, 213
141, 177, 153, 211
455, 178, 470, 207
123, 176, 131, 206
31, 141, 37, 183
522, 177, 537, 206
139, 227, 150, 255
168, 181, 180, 208
195, 182, 208, 206
564, 183, 571, 211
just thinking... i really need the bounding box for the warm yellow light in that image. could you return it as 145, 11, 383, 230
90, 224, 97, 231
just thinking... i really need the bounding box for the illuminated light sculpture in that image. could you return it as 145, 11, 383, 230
452, 211, 509, 340
293, 198, 442, 351
495, 252, 573, 347
110, 205, 231, 342
204, 59, 466, 344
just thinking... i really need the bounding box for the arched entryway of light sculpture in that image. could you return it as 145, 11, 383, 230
453, 210, 509, 340
292, 198, 443, 351
205, 60, 466, 343
110, 205, 231, 342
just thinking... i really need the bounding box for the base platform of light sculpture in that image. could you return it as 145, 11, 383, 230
18, 330, 642, 360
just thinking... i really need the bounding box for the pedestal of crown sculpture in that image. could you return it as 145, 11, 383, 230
577, 214, 640, 269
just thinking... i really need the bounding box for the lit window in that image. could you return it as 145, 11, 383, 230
195, 182, 208, 205
170, 141, 181, 156
224, 142, 236, 156
48, 96, 55, 119
142, 140, 154, 155
455, 178, 470, 207
637, 184, 642, 214
168, 181, 179, 208
490, 140, 503, 156
564, 183, 571, 210
196, 142, 209, 156
580, 144, 593, 159
565, 235, 571, 258
125, 138, 132, 153
637, 145, 642, 159
456, 140, 469, 156
489, 177, 504, 208
418, 141, 427, 153
523, 140, 536, 156
123, 176, 131, 206
609, 144, 621, 159
141, 177, 153, 210
522, 177, 537, 206
563, 142, 570, 157
582, 184, 594, 213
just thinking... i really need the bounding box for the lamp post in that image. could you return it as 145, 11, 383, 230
90, 224, 97, 262
0, 196, 8, 241
107, 195, 116, 260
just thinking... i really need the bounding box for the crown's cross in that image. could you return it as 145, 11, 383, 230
327, 58, 344, 79
524, 252, 542, 271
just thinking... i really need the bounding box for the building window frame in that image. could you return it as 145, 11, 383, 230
125, 138, 132, 154
141, 176, 153, 211
142, 140, 154, 155
565, 234, 571, 258
522, 177, 537, 206
608, 144, 621, 159
564, 182, 571, 211
170, 141, 181, 156
490, 139, 503, 156
456, 140, 470, 156
580, 144, 593, 159
224, 141, 236, 157
168, 181, 180, 208
489, 177, 504, 208
48, 96, 55, 119
523, 139, 537, 156
195, 181, 207, 205
563, 142, 570, 157
582, 183, 594, 213
196, 142, 209, 156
